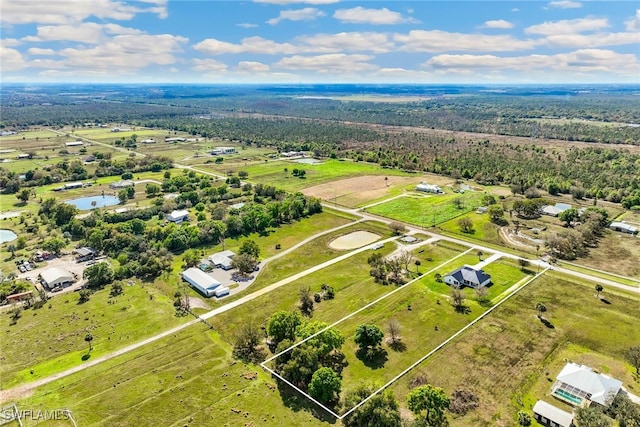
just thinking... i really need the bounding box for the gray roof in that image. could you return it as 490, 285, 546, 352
533, 400, 573, 427
556, 363, 622, 405
75, 247, 95, 256
610, 221, 638, 233
41, 267, 74, 285
182, 268, 220, 290
446, 266, 491, 286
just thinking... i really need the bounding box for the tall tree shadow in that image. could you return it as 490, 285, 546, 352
356, 347, 388, 369
274, 376, 338, 424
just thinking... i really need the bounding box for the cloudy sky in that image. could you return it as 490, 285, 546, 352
1, 0, 639, 83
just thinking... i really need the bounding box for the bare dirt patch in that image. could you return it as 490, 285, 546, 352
302, 175, 428, 207
329, 231, 380, 250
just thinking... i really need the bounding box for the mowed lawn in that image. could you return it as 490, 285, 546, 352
368, 192, 484, 226
439, 212, 503, 245
1, 283, 185, 389
388, 274, 640, 427
200, 159, 416, 193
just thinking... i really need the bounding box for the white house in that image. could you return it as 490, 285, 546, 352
167, 210, 189, 223
551, 362, 622, 407
532, 400, 574, 427
182, 268, 221, 298
609, 221, 638, 235
209, 250, 235, 270
211, 147, 236, 155
64, 182, 84, 190
415, 183, 443, 194
40, 267, 75, 290
444, 266, 491, 289
65, 141, 83, 147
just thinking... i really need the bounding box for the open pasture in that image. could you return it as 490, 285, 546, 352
387, 274, 640, 426
367, 191, 485, 226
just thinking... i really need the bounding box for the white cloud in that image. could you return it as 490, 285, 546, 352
395, 30, 536, 53
0, 46, 28, 71
295, 32, 393, 53
0, 0, 168, 25
192, 58, 228, 72
254, 0, 338, 4
626, 9, 640, 32
511, 8, 519, 12
547, 1, 582, 9
27, 48, 57, 56
1, 38, 22, 47
541, 32, 640, 48
274, 53, 377, 73
194, 36, 298, 55
237, 23, 258, 28
237, 61, 270, 73
23, 23, 143, 44
333, 7, 418, 25
423, 49, 639, 76
482, 20, 514, 29
267, 8, 325, 25
525, 17, 609, 35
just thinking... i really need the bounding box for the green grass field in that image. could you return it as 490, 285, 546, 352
387, 273, 640, 426
367, 192, 485, 227
439, 212, 502, 244
200, 159, 416, 193
1, 283, 185, 389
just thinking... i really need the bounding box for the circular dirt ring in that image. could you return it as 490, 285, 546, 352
329, 231, 381, 250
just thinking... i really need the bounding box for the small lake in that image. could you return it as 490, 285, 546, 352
66, 195, 120, 210
294, 158, 323, 165
0, 229, 18, 243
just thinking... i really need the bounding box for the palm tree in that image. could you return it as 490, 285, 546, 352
84, 333, 94, 352
595, 284, 603, 298
535, 302, 547, 319
477, 250, 483, 261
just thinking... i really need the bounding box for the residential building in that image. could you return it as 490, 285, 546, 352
40, 267, 75, 290
532, 400, 574, 427
211, 147, 236, 155
209, 250, 236, 270
541, 203, 572, 217
167, 210, 189, 223
551, 363, 622, 407
415, 182, 443, 194
181, 268, 221, 298
609, 221, 638, 235
165, 137, 187, 143
109, 180, 135, 189
65, 141, 83, 147
444, 266, 491, 289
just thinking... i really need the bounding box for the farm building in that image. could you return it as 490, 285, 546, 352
64, 182, 84, 190
6, 291, 34, 303
532, 400, 574, 427
415, 183, 443, 194
165, 137, 187, 143
215, 287, 230, 298
551, 363, 622, 407
444, 266, 491, 289
211, 147, 236, 155
110, 127, 132, 132
40, 267, 75, 290
65, 141, 83, 147
541, 203, 572, 217
74, 247, 97, 261
17, 153, 31, 159
609, 221, 638, 235
181, 268, 221, 298
109, 180, 134, 189
209, 250, 236, 270
167, 210, 189, 223
140, 139, 156, 144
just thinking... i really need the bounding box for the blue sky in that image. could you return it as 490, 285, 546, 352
1, 0, 639, 83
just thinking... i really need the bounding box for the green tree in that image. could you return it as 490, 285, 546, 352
232, 320, 266, 363
110, 281, 123, 297
231, 253, 258, 277
559, 208, 580, 227
342, 386, 401, 427
407, 384, 450, 426
239, 239, 260, 259
84, 333, 94, 352
145, 183, 161, 196
42, 236, 67, 255
16, 188, 31, 204
354, 324, 384, 355
535, 302, 547, 319
83, 262, 114, 289
182, 249, 200, 268
299, 286, 314, 316
595, 284, 603, 298
487, 204, 504, 223
78, 288, 92, 303
574, 406, 612, 427
308, 367, 341, 405
267, 310, 302, 344
457, 217, 474, 233
626, 346, 640, 374
517, 411, 532, 426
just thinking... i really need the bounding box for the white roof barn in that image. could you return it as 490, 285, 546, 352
40, 267, 75, 290
532, 400, 573, 427
182, 268, 221, 298
609, 221, 638, 235
415, 182, 443, 194
167, 210, 189, 223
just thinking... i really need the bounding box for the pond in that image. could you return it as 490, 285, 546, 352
66, 195, 120, 210
0, 229, 18, 243
294, 158, 323, 165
